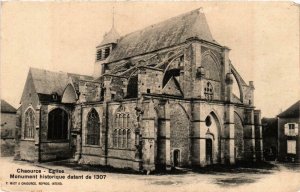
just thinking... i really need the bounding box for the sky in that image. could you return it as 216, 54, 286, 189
0, 2, 299, 117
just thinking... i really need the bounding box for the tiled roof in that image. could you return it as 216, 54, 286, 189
1, 100, 17, 113
100, 26, 120, 46
278, 100, 300, 118
108, 8, 218, 63
30, 68, 69, 96
29, 68, 93, 101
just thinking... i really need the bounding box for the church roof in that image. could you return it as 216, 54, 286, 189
1, 100, 17, 113
100, 26, 120, 46
29, 68, 93, 99
108, 8, 218, 63
277, 100, 300, 118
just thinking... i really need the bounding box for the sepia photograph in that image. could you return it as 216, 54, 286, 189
0, 2, 299, 192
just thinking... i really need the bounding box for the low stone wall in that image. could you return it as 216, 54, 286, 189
40, 142, 71, 161
20, 140, 35, 162
1, 139, 15, 156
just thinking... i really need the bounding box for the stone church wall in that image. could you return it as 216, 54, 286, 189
19, 72, 40, 162
106, 101, 138, 169
169, 103, 190, 167
39, 105, 72, 161
80, 105, 105, 165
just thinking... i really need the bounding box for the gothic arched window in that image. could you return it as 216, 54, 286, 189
24, 108, 35, 139
113, 109, 131, 148
86, 108, 100, 145
48, 108, 68, 140
204, 82, 213, 101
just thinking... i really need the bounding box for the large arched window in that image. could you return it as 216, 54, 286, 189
86, 108, 100, 145
48, 108, 68, 140
113, 108, 132, 149
25, 108, 35, 139
126, 75, 138, 98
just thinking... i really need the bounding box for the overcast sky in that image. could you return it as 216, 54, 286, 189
1, 2, 299, 117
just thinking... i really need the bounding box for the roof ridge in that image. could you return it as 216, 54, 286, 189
118, 8, 202, 41
278, 100, 300, 118
1, 99, 17, 113
29, 67, 92, 78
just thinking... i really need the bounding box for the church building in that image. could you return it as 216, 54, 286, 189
15, 8, 263, 171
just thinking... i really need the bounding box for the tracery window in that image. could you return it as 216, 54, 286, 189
204, 82, 213, 101
48, 108, 68, 140
24, 108, 35, 139
86, 108, 100, 145
113, 110, 132, 149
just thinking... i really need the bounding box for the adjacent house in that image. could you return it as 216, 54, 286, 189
1, 100, 17, 156
15, 9, 263, 171
278, 100, 300, 162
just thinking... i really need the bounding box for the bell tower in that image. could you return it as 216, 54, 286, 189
93, 8, 120, 78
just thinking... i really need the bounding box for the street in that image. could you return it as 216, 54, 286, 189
1, 157, 299, 192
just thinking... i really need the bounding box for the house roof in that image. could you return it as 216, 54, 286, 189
107, 8, 218, 63
1, 100, 17, 113
277, 100, 300, 118
29, 68, 93, 102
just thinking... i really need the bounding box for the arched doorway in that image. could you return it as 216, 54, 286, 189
203, 112, 221, 164
206, 138, 213, 165
48, 108, 68, 140
173, 149, 180, 167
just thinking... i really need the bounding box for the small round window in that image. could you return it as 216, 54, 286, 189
205, 116, 212, 127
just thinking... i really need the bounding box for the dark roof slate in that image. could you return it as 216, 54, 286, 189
108, 8, 218, 63
278, 100, 300, 118
1, 100, 17, 113
100, 26, 121, 46
29, 68, 93, 102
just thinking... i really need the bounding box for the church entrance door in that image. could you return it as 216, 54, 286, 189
173, 150, 180, 167
206, 138, 213, 164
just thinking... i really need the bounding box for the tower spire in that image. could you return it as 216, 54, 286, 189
112, 6, 115, 28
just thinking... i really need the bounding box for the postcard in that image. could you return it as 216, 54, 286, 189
1, 2, 299, 192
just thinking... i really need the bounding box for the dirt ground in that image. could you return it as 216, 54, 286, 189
1, 157, 299, 192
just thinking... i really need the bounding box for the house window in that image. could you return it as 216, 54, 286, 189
48, 108, 68, 140
204, 82, 213, 101
86, 108, 100, 145
287, 140, 296, 154
24, 108, 35, 139
113, 110, 131, 149
284, 123, 299, 136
